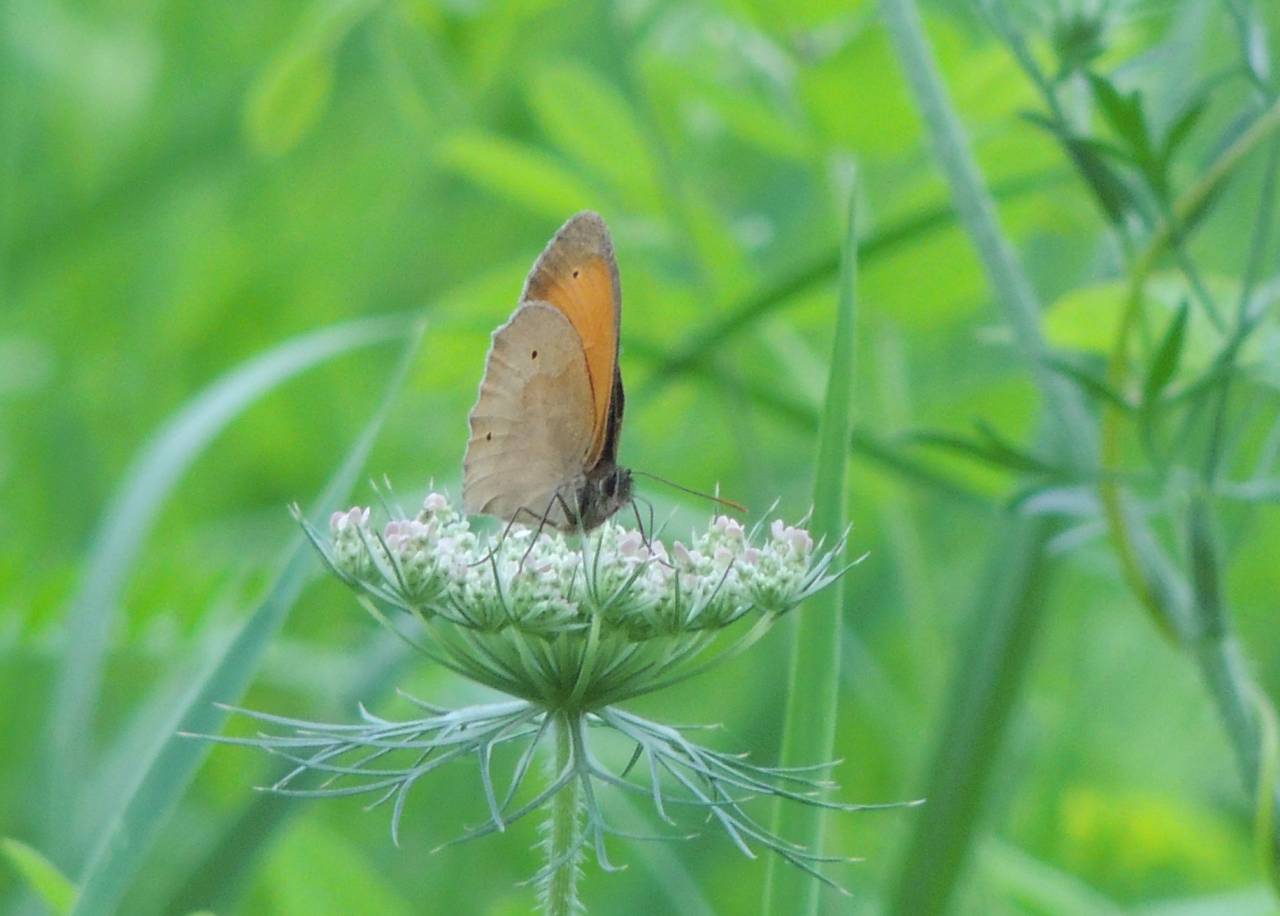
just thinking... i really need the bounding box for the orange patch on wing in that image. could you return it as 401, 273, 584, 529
524, 255, 617, 464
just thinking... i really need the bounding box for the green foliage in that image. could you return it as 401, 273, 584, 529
762, 187, 859, 916
244, 0, 377, 156
1, 838, 75, 915
69, 325, 423, 916
1142, 299, 1189, 406
6, 0, 1280, 912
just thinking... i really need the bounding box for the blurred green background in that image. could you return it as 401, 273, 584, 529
4, 0, 1280, 913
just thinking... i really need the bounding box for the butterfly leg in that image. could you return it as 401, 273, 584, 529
516, 490, 573, 573
629, 494, 672, 569
468, 495, 562, 568
469, 511, 524, 568
630, 497, 651, 551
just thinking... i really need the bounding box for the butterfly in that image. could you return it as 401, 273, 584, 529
462, 211, 632, 532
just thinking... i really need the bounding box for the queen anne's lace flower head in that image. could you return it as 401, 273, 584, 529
204, 489, 912, 907
314, 493, 843, 691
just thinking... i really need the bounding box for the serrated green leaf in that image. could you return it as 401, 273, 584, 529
2, 838, 76, 915
1143, 299, 1189, 404
435, 131, 598, 220
525, 62, 660, 208
1088, 72, 1154, 167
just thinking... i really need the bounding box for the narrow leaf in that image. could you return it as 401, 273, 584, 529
761, 182, 859, 916
2, 838, 76, 915
978, 838, 1125, 916
1143, 299, 1189, 404
1019, 111, 1136, 226
641, 170, 1064, 401
45, 312, 414, 846
1163, 96, 1207, 165
887, 514, 1056, 916
68, 322, 425, 916
906, 429, 1051, 476
1043, 355, 1134, 412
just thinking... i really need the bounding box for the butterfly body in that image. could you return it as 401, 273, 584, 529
463, 212, 631, 532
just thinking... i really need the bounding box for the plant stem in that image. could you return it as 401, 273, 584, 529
880, 0, 1095, 470
878, 1, 1093, 913
544, 713, 583, 916
1099, 94, 1280, 636
1092, 92, 1280, 890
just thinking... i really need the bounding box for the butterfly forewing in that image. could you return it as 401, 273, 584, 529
520, 211, 621, 467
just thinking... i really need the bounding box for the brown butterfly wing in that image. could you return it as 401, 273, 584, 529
520, 211, 622, 467
462, 302, 595, 528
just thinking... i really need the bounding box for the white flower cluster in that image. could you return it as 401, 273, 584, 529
318, 492, 839, 640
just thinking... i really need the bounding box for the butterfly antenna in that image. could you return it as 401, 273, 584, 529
630, 471, 747, 514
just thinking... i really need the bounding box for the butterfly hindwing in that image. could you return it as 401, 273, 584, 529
462, 302, 595, 528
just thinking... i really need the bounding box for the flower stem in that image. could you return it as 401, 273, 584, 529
543, 713, 583, 916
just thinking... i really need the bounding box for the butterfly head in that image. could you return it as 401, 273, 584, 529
575, 463, 632, 531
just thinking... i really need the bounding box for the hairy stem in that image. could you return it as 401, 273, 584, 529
543, 713, 583, 916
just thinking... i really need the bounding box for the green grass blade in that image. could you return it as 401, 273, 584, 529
889, 513, 1056, 916
67, 320, 425, 916
45, 311, 414, 841
2, 837, 76, 915
880, 0, 1094, 468
162, 632, 412, 913
760, 185, 859, 916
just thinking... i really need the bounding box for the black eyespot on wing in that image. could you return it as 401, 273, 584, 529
531, 349, 538, 359
485, 432, 492, 441
572, 269, 580, 278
